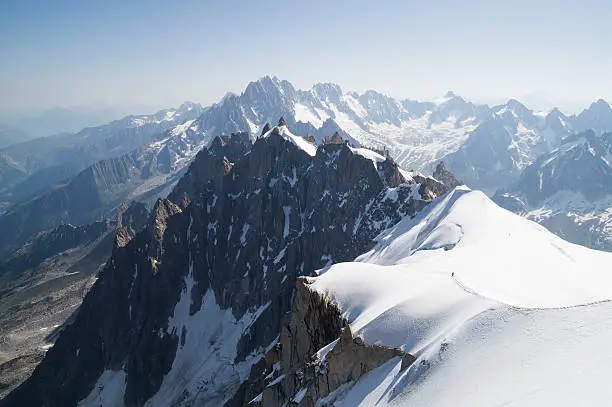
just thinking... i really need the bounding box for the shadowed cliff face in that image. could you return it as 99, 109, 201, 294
2, 131, 449, 407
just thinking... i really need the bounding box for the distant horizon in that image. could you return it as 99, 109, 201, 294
3, 0, 612, 115
1, 75, 606, 121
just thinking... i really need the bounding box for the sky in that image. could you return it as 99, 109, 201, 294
1, 0, 612, 114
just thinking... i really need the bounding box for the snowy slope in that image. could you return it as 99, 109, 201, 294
261, 125, 317, 156
308, 187, 612, 406
299, 89, 486, 171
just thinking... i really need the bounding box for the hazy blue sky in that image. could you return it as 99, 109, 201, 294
2, 0, 611, 113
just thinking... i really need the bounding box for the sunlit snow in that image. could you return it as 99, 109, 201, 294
308, 187, 612, 406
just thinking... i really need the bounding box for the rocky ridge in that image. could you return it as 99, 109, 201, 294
2, 124, 450, 407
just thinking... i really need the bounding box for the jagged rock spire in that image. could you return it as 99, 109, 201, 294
433, 161, 463, 189
261, 122, 271, 137
278, 117, 287, 127
330, 131, 343, 144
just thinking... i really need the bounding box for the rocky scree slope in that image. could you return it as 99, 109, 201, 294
0, 202, 149, 399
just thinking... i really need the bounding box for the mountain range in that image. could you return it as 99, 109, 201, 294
1, 124, 452, 406
2, 76, 612, 257
0, 105, 160, 139
2, 76, 612, 405
4, 126, 612, 406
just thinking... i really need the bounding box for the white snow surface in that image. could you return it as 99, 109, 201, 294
308, 187, 612, 406
348, 146, 386, 167
263, 125, 317, 156
294, 102, 326, 128
144, 261, 270, 407
78, 370, 127, 407
81, 260, 270, 407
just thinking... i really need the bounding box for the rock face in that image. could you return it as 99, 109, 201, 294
115, 202, 150, 248
2, 130, 450, 407
249, 277, 412, 407
432, 161, 463, 189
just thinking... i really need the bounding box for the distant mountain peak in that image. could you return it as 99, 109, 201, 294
547, 106, 564, 116
573, 98, 612, 135
311, 82, 344, 103
594, 98, 610, 107
506, 98, 528, 110
244, 75, 293, 98
176, 101, 202, 114
582, 98, 612, 115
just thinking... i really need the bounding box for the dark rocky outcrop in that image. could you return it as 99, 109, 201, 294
261, 123, 272, 137
114, 202, 149, 248
433, 161, 463, 189
250, 278, 413, 407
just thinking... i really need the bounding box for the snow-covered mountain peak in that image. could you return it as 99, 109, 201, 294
243, 76, 297, 106
573, 98, 612, 135
428, 92, 485, 125
580, 98, 611, 113
578, 98, 612, 121
216, 91, 239, 106
544, 107, 570, 132
505, 98, 532, 118
592, 98, 611, 109
491, 99, 535, 125
497, 128, 612, 208
260, 124, 317, 156
176, 101, 202, 113
432, 91, 459, 106
310, 82, 344, 104
121, 103, 203, 129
